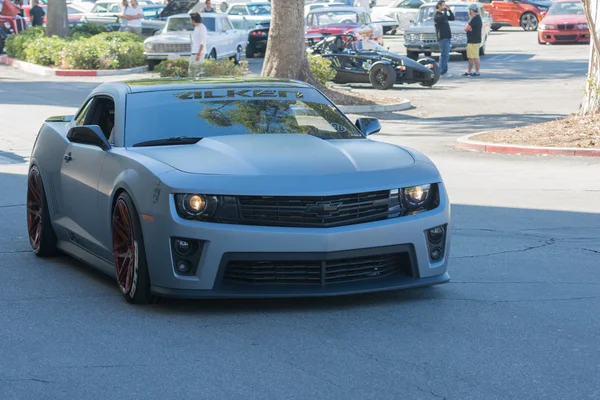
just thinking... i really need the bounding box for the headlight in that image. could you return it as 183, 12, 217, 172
539, 24, 555, 30
175, 194, 219, 220
144, 41, 153, 50
404, 184, 431, 208
578, 23, 588, 29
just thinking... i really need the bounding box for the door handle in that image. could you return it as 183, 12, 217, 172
64, 152, 72, 162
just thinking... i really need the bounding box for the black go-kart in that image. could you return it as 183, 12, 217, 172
307, 34, 440, 90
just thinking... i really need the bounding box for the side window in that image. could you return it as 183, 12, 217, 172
110, 5, 120, 12
397, 0, 413, 8
74, 99, 94, 126
364, 13, 372, 24
222, 18, 233, 31
82, 96, 116, 141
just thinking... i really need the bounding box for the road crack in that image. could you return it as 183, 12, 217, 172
0, 203, 25, 208
453, 239, 555, 259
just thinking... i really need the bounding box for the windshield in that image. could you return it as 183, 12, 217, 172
417, 5, 471, 23
247, 3, 271, 15
166, 17, 216, 32
309, 11, 359, 26
547, 1, 584, 15
353, 39, 385, 52
124, 88, 364, 146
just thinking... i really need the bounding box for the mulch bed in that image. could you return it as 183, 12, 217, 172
473, 114, 600, 149
321, 87, 401, 106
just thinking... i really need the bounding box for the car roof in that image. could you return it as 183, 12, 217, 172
97, 77, 314, 94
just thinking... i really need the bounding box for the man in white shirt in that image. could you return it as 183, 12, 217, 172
122, 0, 142, 35
189, 12, 208, 77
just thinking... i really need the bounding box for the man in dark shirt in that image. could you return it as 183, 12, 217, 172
463, 3, 482, 76
434, 0, 454, 77
30, 0, 45, 27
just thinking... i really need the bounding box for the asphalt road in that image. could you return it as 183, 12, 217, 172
1, 30, 599, 399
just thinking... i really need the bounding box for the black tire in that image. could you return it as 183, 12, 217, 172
369, 63, 396, 90
407, 51, 419, 61
461, 51, 468, 60
147, 59, 159, 71
419, 61, 440, 87
27, 165, 58, 257
479, 42, 486, 56
520, 12, 538, 31
246, 43, 255, 58
208, 48, 217, 60
491, 24, 501, 31
111, 191, 153, 304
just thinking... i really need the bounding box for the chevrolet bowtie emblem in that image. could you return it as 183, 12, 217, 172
306, 201, 342, 215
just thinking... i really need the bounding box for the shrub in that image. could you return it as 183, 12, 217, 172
307, 54, 336, 85
5, 26, 45, 59
61, 39, 102, 69
61, 32, 145, 70
70, 24, 109, 38
155, 57, 249, 78
24, 36, 67, 67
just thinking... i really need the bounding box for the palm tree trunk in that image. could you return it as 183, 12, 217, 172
46, 0, 70, 38
580, 0, 599, 115
261, 0, 318, 85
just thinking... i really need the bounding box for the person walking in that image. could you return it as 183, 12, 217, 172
189, 12, 207, 77
463, 3, 482, 77
119, 0, 129, 32
29, 0, 45, 27
122, 0, 142, 35
434, 0, 454, 77
201, 0, 215, 12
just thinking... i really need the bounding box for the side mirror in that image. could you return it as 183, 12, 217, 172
67, 125, 111, 150
355, 117, 381, 136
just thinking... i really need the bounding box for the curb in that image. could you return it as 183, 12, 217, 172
338, 99, 412, 114
456, 132, 600, 158
0, 56, 148, 76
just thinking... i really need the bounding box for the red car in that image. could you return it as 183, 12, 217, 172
538, 0, 589, 44
481, 0, 551, 31
0, 0, 26, 35
305, 6, 384, 46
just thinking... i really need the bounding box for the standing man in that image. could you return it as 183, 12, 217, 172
29, 0, 44, 27
463, 3, 482, 77
122, 0, 142, 35
434, 0, 454, 77
201, 0, 215, 12
189, 12, 207, 77
119, 0, 129, 32
354, 0, 371, 13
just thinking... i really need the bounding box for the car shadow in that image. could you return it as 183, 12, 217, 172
0, 80, 99, 107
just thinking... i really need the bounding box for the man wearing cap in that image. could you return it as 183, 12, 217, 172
463, 3, 482, 76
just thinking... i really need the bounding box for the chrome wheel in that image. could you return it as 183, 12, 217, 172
520, 13, 538, 31
26, 168, 43, 250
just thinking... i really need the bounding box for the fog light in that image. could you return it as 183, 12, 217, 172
176, 260, 191, 274
430, 247, 442, 261
174, 239, 192, 256
428, 226, 444, 244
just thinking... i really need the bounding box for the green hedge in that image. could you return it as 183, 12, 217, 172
155, 58, 249, 78
6, 25, 145, 70
307, 54, 337, 85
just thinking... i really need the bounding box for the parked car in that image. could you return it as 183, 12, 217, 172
80, 0, 127, 26
245, 19, 269, 58
0, 0, 26, 42
143, 12, 247, 69
305, 6, 384, 46
403, 2, 491, 60
27, 77, 450, 304
370, 0, 430, 31
227, 1, 271, 30
538, 0, 589, 44
480, 0, 550, 31
307, 34, 440, 89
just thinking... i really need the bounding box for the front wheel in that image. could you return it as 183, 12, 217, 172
419, 61, 440, 87
245, 43, 255, 58
520, 12, 538, 31
112, 192, 152, 304
27, 165, 58, 257
369, 63, 396, 90
207, 49, 217, 60
491, 24, 501, 31
147, 59, 159, 71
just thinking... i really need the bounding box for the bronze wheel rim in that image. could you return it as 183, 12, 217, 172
112, 198, 135, 294
27, 168, 43, 250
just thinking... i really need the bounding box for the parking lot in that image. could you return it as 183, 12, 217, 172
1, 26, 599, 400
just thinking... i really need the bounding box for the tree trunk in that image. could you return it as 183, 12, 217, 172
261, 0, 318, 85
580, 0, 599, 115
46, 0, 70, 38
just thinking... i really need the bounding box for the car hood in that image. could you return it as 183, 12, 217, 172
131, 134, 416, 176
541, 14, 587, 25
145, 32, 191, 43
160, 0, 199, 17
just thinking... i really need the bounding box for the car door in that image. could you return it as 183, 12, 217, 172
221, 16, 238, 55
59, 95, 114, 259
213, 17, 231, 57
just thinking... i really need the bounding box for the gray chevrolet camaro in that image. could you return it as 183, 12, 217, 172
26, 78, 451, 304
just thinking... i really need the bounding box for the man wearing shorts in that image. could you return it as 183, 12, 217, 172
463, 3, 482, 76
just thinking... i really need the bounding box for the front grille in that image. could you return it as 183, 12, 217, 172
419, 33, 437, 43
153, 43, 191, 53
223, 252, 411, 286
555, 35, 577, 40
238, 190, 393, 228
557, 24, 574, 30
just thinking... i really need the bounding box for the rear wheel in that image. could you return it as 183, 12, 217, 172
208, 48, 217, 60
112, 192, 152, 304
419, 61, 440, 87
369, 63, 396, 90
27, 165, 58, 257
246, 43, 255, 58
520, 12, 538, 31
491, 24, 501, 31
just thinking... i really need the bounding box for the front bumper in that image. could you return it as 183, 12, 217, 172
248, 36, 268, 50
142, 191, 451, 299
405, 42, 467, 53
538, 29, 590, 43
144, 51, 191, 60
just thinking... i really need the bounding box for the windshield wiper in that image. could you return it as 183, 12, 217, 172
132, 137, 203, 147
